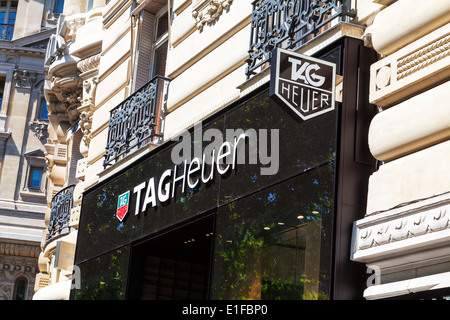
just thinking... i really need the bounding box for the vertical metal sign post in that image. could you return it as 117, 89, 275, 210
269, 47, 336, 121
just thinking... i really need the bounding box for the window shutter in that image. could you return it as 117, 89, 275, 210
135, 10, 155, 91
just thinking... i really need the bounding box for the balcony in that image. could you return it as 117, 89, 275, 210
103, 76, 170, 168
0, 24, 14, 41
47, 185, 75, 240
245, 0, 355, 79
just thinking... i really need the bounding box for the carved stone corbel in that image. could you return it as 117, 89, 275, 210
62, 87, 82, 123
192, 0, 233, 31
29, 120, 49, 141
76, 54, 101, 148
49, 76, 83, 123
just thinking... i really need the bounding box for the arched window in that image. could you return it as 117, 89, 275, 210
14, 277, 28, 300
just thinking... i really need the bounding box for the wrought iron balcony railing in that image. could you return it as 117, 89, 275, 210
0, 24, 14, 41
47, 185, 75, 240
245, 0, 355, 78
103, 76, 170, 168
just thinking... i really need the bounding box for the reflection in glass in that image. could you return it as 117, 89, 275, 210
75, 88, 338, 300
14, 277, 27, 300
212, 163, 334, 300
72, 247, 130, 300
219, 90, 337, 205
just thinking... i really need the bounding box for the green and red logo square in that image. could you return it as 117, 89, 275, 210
117, 190, 130, 222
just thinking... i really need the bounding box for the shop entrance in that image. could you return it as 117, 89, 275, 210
127, 216, 215, 300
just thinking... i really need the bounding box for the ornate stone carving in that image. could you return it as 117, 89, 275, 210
13, 70, 36, 88
355, 203, 450, 251
29, 120, 49, 141
75, 158, 87, 180
76, 54, 101, 147
369, 25, 450, 107
64, 17, 86, 42
49, 76, 83, 123
192, 0, 233, 31
62, 87, 82, 123
0, 243, 40, 258
77, 76, 98, 146
396, 33, 450, 80
79, 109, 93, 145
77, 53, 101, 74
69, 206, 80, 229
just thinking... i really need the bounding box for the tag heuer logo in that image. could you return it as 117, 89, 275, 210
116, 191, 130, 222
269, 48, 336, 121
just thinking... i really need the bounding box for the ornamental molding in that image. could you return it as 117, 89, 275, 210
396, 33, 450, 80
192, 0, 233, 31
352, 193, 450, 260
356, 205, 450, 250
13, 70, 37, 88
0, 242, 41, 258
370, 24, 450, 107
77, 53, 101, 74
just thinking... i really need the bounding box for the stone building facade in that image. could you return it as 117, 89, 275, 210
351, 0, 450, 300
0, 0, 59, 300
32, 0, 450, 300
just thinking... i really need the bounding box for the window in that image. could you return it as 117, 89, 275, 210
150, 10, 168, 78
0, 1, 16, 24
54, 0, 64, 14
40, 100, 48, 120
86, 0, 93, 12
0, 77, 4, 110
0, 0, 16, 40
29, 166, 43, 189
14, 277, 28, 300
6, 10, 14, 24
134, 4, 169, 90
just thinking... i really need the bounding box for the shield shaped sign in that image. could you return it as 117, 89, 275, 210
116, 190, 130, 222
269, 48, 336, 121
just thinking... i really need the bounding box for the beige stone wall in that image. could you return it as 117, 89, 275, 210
0, 0, 59, 300
35, 1, 106, 300
352, 0, 450, 299
164, 0, 251, 139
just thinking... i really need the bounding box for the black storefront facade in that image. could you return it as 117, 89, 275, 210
71, 37, 377, 300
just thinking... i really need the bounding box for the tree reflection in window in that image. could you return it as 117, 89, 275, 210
212, 162, 334, 300
72, 247, 129, 300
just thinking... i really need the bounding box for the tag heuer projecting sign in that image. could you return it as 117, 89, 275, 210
269, 48, 336, 121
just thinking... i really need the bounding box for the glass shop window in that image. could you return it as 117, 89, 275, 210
211, 164, 334, 300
